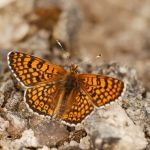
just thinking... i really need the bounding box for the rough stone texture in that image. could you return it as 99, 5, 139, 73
0, 0, 149, 150
85, 104, 147, 150
32, 119, 69, 147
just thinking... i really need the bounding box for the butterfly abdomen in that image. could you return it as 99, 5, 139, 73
55, 74, 79, 117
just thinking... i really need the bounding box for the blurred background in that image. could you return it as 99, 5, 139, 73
0, 0, 149, 90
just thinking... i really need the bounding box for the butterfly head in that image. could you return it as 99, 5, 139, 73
70, 64, 78, 73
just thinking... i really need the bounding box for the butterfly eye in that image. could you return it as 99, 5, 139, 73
70, 64, 78, 73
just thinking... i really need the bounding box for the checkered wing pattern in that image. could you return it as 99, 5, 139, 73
25, 83, 61, 117
78, 74, 124, 107
61, 88, 94, 124
7, 51, 66, 87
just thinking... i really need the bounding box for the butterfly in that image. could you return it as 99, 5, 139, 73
7, 51, 124, 126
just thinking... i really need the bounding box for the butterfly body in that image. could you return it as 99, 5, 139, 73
52, 73, 79, 118
7, 51, 125, 126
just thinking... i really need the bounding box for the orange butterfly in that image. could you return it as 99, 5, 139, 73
7, 51, 124, 126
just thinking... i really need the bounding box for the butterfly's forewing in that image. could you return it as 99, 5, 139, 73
61, 88, 94, 125
78, 74, 124, 107
7, 51, 67, 87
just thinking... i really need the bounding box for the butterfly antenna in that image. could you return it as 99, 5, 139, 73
56, 40, 71, 66
96, 53, 102, 59
77, 53, 102, 67
56, 40, 64, 51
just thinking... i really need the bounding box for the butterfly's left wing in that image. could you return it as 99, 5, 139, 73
7, 51, 67, 87
78, 74, 124, 107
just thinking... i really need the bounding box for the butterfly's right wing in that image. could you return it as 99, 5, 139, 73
78, 74, 124, 107
60, 88, 94, 125
8, 51, 67, 87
